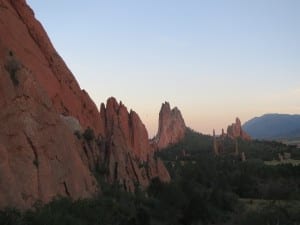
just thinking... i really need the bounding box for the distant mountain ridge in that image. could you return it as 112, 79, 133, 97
242, 113, 300, 140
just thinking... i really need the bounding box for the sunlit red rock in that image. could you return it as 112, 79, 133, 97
0, 58, 97, 209
153, 102, 186, 150
5, 0, 104, 135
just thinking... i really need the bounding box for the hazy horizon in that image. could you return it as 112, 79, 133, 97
27, 0, 300, 136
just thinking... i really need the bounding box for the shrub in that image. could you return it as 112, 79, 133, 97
83, 127, 95, 142
73, 130, 81, 140
5, 55, 21, 86
0, 208, 22, 225
33, 158, 39, 168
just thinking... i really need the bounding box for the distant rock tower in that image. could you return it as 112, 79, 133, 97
221, 128, 225, 137
227, 117, 251, 141
213, 129, 219, 155
153, 102, 186, 150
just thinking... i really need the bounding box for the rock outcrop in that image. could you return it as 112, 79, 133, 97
0, 0, 170, 209
227, 118, 251, 141
153, 102, 186, 150
212, 118, 251, 156
0, 50, 97, 209
98, 98, 170, 191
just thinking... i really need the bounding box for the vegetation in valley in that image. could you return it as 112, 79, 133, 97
1, 129, 300, 225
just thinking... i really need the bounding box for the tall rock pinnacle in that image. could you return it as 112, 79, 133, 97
153, 102, 186, 150
99, 97, 170, 191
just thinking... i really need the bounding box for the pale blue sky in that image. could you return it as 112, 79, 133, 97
27, 0, 300, 136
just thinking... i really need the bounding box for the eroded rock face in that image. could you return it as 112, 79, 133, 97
227, 118, 251, 141
0, 57, 97, 209
0, 0, 101, 209
153, 102, 186, 150
98, 98, 170, 191
3, 0, 104, 135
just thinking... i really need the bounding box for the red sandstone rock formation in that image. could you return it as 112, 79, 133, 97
0, 51, 97, 209
98, 98, 170, 191
0, 0, 170, 209
212, 118, 250, 156
3, 0, 104, 135
227, 118, 251, 141
153, 102, 186, 150
0, 0, 100, 209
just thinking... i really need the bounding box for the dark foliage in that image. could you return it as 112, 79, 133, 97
82, 127, 95, 142
32, 159, 39, 168
235, 202, 300, 225
73, 130, 81, 140
5, 55, 21, 86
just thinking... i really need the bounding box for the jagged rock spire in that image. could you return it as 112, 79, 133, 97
153, 102, 186, 150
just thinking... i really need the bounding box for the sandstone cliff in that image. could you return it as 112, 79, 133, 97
153, 102, 186, 150
227, 118, 251, 141
0, 0, 100, 209
0, 0, 169, 209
